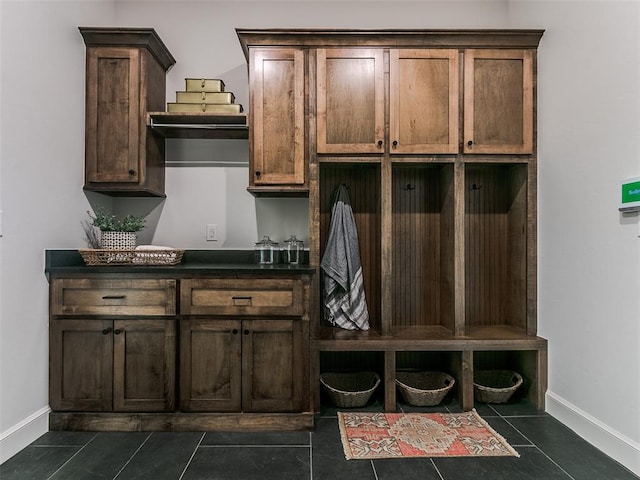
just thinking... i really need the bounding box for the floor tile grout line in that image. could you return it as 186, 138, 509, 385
198, 444, 310, 448
430, 458, 446, 480
370, 459, 379, 480
309, 431, 313, 480
177, 432, 206, 480
112, 432, 152, 480
501, 416, 578, 480
45, 432, 100, 480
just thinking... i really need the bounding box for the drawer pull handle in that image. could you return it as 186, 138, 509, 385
102, 295, 126, 300
102, 328, 112, 335
232, 296, 252, 306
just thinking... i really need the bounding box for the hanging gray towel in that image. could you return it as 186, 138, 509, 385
320, 185, 370, 330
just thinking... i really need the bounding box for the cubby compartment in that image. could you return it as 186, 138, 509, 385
319, 163, 382, 333
472, 349, 544, 407
392, 164, 455, 337
464, 163, 529, 335
395, 351, 462, 407
319, 351, 385, 409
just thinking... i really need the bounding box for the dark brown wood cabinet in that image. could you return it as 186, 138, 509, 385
180, 317, 303, 413
49, 278, 177, 413
50, 318, 176, 412
179, 278, 308, 414
47, 272, 313, 431
79, 27, 175, 197
238, 29, 546, 414
247, 48, 306, 195
463, 49, 534, 154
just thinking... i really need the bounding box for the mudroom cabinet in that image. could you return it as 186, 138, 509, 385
49, 278, 177, 413
79, 27, 175, 197
247, 48, 306, 195
179, 277, 309, 414
237, 28, 547, 413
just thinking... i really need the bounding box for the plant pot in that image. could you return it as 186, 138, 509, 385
100, 231, 137, 250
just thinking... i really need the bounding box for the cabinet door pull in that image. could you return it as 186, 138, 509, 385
102, 328, 112, 335
102, 295, 126, 300
128, 169, 136, 175
232, 329, 239, 335
113, 329, 122, 335
377, 140, 383, 148
243, 329, 250, 335
232, 296, 253, 306
255, 171, 262, 178
467, 140, 473, 148
392, 140, 398, 148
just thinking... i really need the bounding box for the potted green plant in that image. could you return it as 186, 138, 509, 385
87, 207, 146, 250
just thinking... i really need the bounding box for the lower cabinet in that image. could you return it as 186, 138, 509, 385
180, 318, 303, 413
49, 318, 176, 412
47, 272, 313, 431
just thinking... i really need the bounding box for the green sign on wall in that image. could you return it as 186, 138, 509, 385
619, 177, 640, 212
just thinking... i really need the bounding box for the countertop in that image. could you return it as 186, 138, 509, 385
45, 249, 316, 278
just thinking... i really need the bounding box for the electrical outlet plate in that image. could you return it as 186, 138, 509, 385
206, 224, 217, 241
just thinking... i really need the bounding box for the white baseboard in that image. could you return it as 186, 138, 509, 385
546, 391, 640, 476
0, 406, 50, 465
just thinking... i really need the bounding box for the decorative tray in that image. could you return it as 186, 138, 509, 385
78, 248, 185, 266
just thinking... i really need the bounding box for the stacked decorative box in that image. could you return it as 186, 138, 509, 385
167, 78, 243, 113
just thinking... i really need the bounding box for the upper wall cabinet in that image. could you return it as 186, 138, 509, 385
390, 49, 459, 154
463, 49, 533, 155
316, 49, 385, 154
80, 27, 175, 197
247, 48, 306, 195
315, 44, 534, 157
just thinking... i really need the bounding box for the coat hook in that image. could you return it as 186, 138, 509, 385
404, 183, 415, 191
469, 183, 483, 190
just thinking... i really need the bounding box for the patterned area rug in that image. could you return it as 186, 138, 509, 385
337, 410, 519, 460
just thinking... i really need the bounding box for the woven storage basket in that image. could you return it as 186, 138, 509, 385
320, 372, 380, 408
79, 249, 184, 266
473, 370, 523, 404
395, 371, 455, 407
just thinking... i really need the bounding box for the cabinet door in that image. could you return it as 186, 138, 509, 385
250, 48, 305, 186
50, 319, 113, 411
242, 319, 303, 412
180, 319, 242, 412
317, 48, 385, 154
112, 319, 176, 412
464, 49, 533, 154
390, 49, 459, 154
85, 47, 141, 183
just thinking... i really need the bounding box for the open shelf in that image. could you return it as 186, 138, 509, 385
147, 112, 248, 139
392, 164, 455, 334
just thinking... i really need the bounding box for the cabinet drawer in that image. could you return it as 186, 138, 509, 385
181, 278, 303, 316
51, 279, 176, 316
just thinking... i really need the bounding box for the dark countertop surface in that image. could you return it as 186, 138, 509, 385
45, 249, 316, 278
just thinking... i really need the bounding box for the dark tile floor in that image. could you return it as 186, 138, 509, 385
2, 400, 638, 480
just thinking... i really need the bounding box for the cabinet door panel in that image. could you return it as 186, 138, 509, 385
180, 319, 242, 412
242, 319, 302, 412
390, 49, 459, 154
250, 48, 304, 186
317, 49, 384, 153
85, 47, 140, 183
50, 319, 113, 411
464, 50, 533, 154
113, 319, 175, 412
